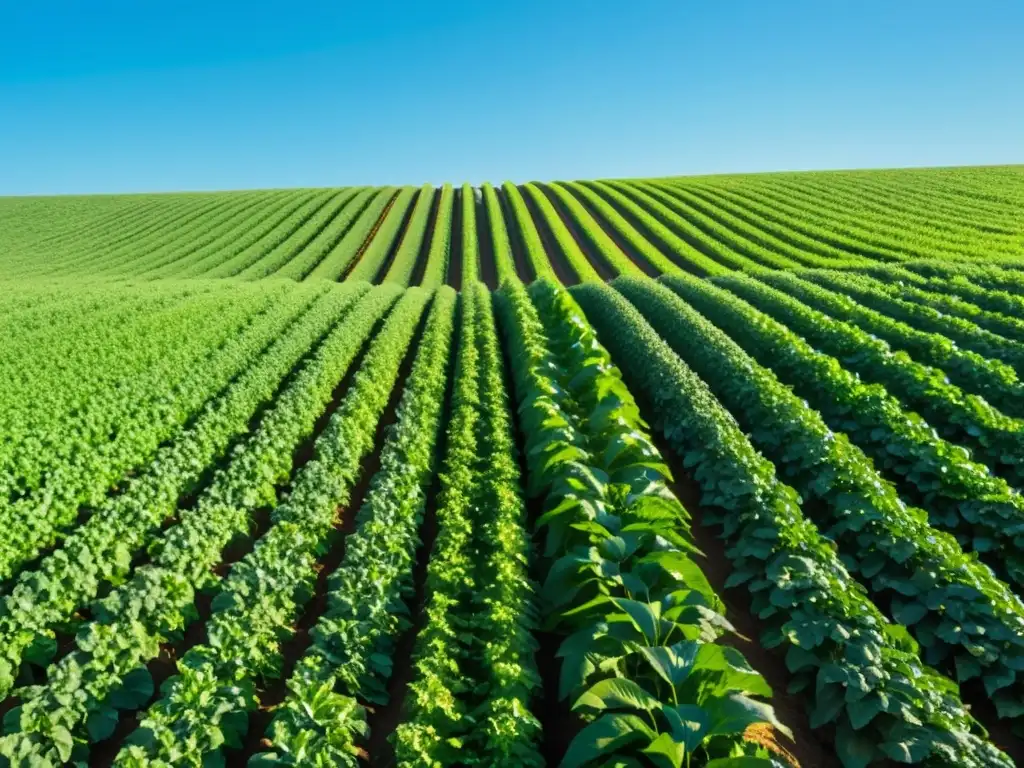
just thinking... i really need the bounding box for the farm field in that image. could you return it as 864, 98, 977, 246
0, 166, 1023, 768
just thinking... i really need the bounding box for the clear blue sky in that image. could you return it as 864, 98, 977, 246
2, 1, 1022, 195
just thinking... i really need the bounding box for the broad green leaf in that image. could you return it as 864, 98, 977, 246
642, 732, 686, 768
573, 678, 660, 713
561, 713, 656, 768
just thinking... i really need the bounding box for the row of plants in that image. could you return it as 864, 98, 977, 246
248, 286, 456, 766
664, 273, 1024, 591
0, 281, 267, 501
275, 187, 381, 281
202, 190, 347, 279
459, 182, 479, 284
541, 182, 644, 277
420, 183, 455, 288
714, 272, 1024, 488
605, 181, 760, 272
617, 276, 1024, 721
578, 181, 726, 276
0, 285, 410, 765
678, 182, 911, 264
802, 271, 1024, 378
347, 186, 419, 282
393, 283, 542, 766
52, 193, 250, 275
461, 282, 541, 762
746, 270, 1024, 420
0, 284, 370, 702
842, 263, 1024, 320
638, 181, 811, 269
498, 276, 792, 768
521, 182, 603, 282
138, 191, 308, 278
304, 187, 399, 281
8, 194, 171, 263
903, 260, 1024, 296
382, 184, 438, 285
813, 174, 1020, 241
87, 192, 279, 277
755, 176, 1020, 259
0, 281, 231, 497
570, 279, 1013, 768
499, 182, 557, 282
115, 192, 294, 278
239, 189, 370, 280
648, 180, 869, 268
705, 178, 958, 262
481, 183, 518, 284
559, 180, 689, 276
0, 283, 328, 582
101, 287, 429, 767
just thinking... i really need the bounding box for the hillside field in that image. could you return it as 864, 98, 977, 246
1, 166, 1024, 768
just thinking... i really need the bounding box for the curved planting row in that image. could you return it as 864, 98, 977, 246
570, 280, 1012, 768
273, 187, 380, 281
347, 186, 418, 282
100, 193, 291, 278
420, 183, 454, 287
663, 272, 1024, 590
169, 190, 330, 279
558, 180, 687, 276
541, 182, 644, 277
238, 189, 368, 280
306, 187, 398, 281
639, 181, 808, 270
713, 272, 1024, 489
0, 283, 330, 582
748, 270, 1024, 421
0, 284, 368, 702
497, 276, 793, 767
500, 182, 555, 282
135, 192, 305, 278
801, 271, 1024, 378
200, 190, 342, 279
393, 282, 541, 766
0, 285, 404, 765
105, 286, 427, 767
248, 286, 457, 765
382, 184, 436, 285
842, 263, 1024, 320
615, 276, 1024, 724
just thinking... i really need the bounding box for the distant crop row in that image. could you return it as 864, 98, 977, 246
2, 168, 1024, 768
2, 167, 1021, 285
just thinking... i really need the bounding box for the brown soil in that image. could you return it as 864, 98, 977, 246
446, 187, 465, 290
536, 183, 615, 281
494, 186, 538, 284
341, 190, 399, 281
363, 307, 459, 766
475, 189, 500, 288
561, 184, 661, 276
409, 188, 442, 287
371, 189, 423, 284
515, 185, 578, 286
960, 679, 1024, 764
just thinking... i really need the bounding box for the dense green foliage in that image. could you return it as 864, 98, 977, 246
1, 166, 1023, 768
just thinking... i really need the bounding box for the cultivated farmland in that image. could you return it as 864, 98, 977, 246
0, 166, 1023, 768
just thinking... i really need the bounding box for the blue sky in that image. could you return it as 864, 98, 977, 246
1, 1, 1022, 195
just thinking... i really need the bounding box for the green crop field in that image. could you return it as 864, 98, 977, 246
0, 166, 1023, 768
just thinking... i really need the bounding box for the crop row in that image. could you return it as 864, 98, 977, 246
571, 280, 1012, 767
